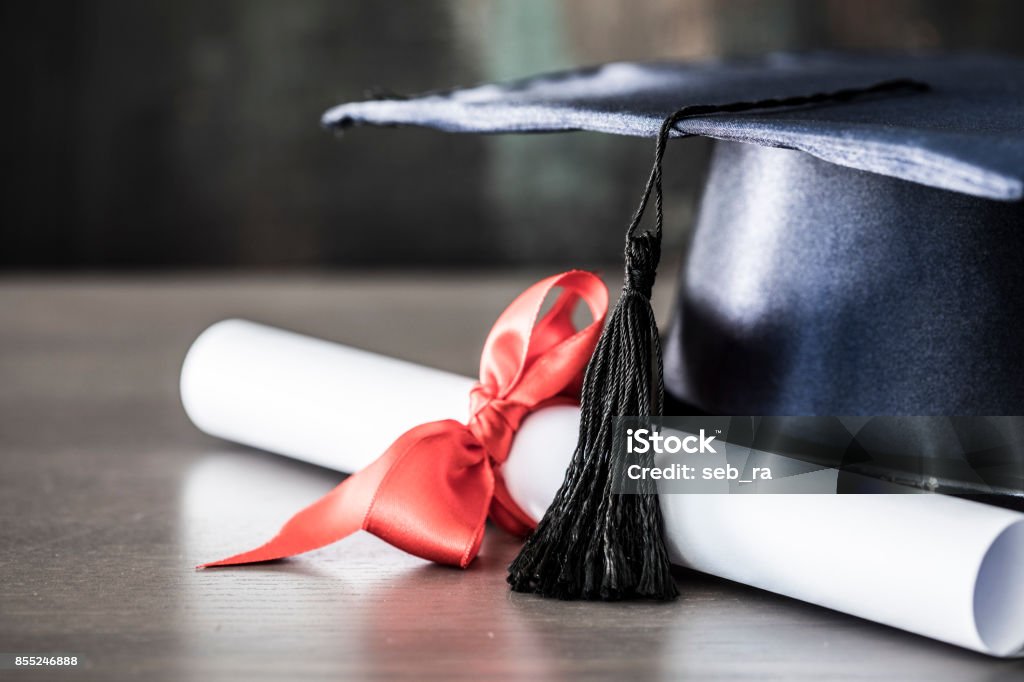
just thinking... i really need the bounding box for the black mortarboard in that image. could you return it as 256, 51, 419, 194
321, 53, 1024, 600
324, 52, 1024, 414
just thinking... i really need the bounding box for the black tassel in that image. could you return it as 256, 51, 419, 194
507, 78, 930, 601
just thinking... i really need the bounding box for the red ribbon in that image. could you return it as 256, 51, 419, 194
203, 270, 608, 569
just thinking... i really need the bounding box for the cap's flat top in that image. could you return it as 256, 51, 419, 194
323, 53, 1024, 201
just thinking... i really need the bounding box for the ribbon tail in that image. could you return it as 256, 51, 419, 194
200, 421, 417, 568
199, 474, 372, 567
201, 420, 493, 569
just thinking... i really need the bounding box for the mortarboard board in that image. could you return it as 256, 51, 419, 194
321, 53, 1024, 600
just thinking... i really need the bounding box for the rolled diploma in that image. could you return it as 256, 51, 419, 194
181, 319, 1024, 657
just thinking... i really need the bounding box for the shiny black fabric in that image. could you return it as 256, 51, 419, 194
664, 140, 1024, 417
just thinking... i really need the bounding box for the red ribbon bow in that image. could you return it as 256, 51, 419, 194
203, 271, 608, 569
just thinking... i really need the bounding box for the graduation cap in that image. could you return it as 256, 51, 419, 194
322, 53, 1024, 600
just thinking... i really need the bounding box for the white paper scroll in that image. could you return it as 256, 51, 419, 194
180, 319, 1024, 657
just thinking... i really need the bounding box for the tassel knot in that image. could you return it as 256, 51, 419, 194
623, 232, 661, 299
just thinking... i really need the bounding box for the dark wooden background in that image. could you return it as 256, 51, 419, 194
4, 0, 1024, 269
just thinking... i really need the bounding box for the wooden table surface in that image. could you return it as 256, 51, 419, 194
2, 273, 1022, 681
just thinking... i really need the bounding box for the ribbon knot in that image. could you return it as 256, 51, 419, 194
202, 270, 608, 570
467, 392, 524, 464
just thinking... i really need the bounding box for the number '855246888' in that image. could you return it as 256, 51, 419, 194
15, 656, 78, 666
